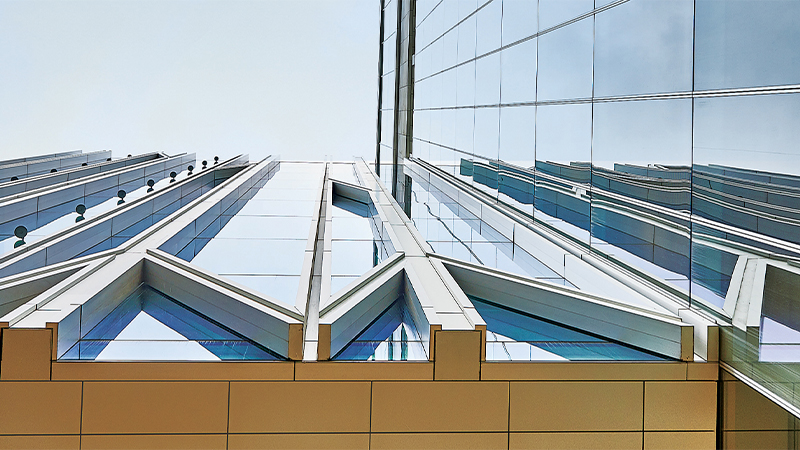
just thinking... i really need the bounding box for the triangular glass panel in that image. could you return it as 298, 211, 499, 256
334, 295, 427, 361
60, 284, 282, 361
472, 297, 669, 361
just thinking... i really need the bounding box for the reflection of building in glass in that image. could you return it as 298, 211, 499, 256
378, 0, 800, 446
1, 0, 799, 448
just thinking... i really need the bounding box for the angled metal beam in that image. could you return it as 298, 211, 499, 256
0, 150, 112, 183
437, 254, 694, 361
0, 152, 163, 200
0, 155, 247, 278
0, 152, 193, 240
319, 253, 407, 359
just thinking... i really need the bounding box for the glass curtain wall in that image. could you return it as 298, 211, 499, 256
378, 0, 398, 189
403, 0, 800, 411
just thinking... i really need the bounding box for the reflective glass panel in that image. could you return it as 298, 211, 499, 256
695, 0, 800, 90
498, 106, 535, 167
538, 0, 593, 31
61, 284, 280, 361
499, 38, 537, 104
475, 53, 501, 105
475, 298, 668, 361
190, 162, 324, 307
334, 297, 427, 361
475, 0, 502, 55
536, 17, 593, 101
501, 0, 537, 44
594, 0, 694, 97
534, 103, 591, 239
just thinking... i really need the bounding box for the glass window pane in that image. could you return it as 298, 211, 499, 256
498, 106, 535, 166
695, 0, 800, 90
441, 69, 457, 108
500, 38, 537, 104
473, 107, 500, 161
442, 28, 459, 71
501, 0, 537, 44
536, 17, 593, 101
539, 0, 593, 31
457, 14, 477, 64
594, 0, 694, 97
693, 94, 800, 176
591, 99, 692, 290
475, 52, 501, 105
456, 62, 476, 107
592, 99, 692, 172
534, 103, 591, 239
476, 0, 503, 55
454, 108, 475, 154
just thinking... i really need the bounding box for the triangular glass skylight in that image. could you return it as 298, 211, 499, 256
61, 284, 281, 361
472, 297, 668, 361
334, 296, 427, 361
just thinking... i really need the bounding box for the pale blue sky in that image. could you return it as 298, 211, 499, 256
0, 0, 380, 162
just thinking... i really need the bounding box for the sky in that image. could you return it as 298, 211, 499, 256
0, 0, 380, 163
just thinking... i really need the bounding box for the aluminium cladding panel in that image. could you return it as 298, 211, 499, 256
143, 259, 296, 357
0, 151, 82, 166
0, 166, 208, 279
37, 184, 86, 211
0, 197, 38, 227
444, 261, 689, 360
403, 271, 433, 358
0, 151, 112, 180
43, 220, 114, 267
117, 166, 147, 185
54, 257, 145, 358
0, 155, 188, 231
326, 268, 406, 357
179, 172, 216, 206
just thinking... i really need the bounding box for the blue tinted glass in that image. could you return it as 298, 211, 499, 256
501, 0, 537, 44
591, 99, 692, 287
499, 39, 537, 104
335, 297, 427, 361
474, 298, 669, 361
63, 284, 280, 361
476, 0, 502, 55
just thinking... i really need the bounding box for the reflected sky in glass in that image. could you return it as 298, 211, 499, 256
190, 162, 324, 306
693, 94, 800, 176
62, 284, 278, 361
695, 0, 800, 90
536, 16, 593, 101
594, 0, 693, 97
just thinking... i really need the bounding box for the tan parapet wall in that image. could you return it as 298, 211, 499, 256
0, 327, 722, 450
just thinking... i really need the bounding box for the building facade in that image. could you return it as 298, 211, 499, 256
377, 0, 800, 447
0, 0, 798, 448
